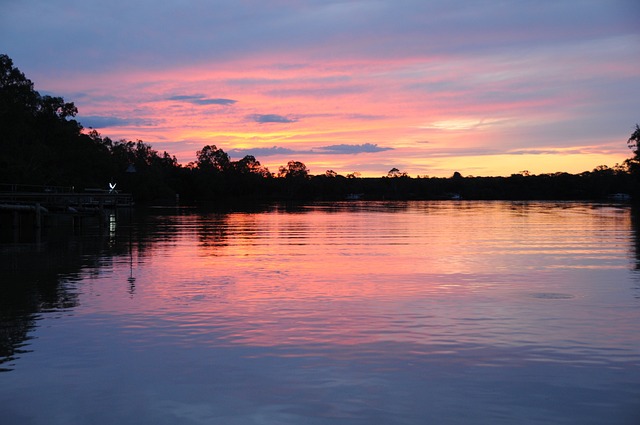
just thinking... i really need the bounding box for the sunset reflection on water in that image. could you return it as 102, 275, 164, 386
77, 202, 637, 355
1, 201, 639, 424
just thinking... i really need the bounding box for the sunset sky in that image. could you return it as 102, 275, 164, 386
2, 0, 639, 177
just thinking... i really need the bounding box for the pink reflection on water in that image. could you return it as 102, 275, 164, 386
80, 202, 638, 363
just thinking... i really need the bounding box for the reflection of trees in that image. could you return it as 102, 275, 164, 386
127, 210, 182, 257
197, 214, 230, 248
628, 205, 640, 300
0, 209, 186, 371
0, 237, 89, 371
194, 204, 285, 249
631, 205, 640, 271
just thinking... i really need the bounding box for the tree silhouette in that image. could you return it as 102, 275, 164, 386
234, 155, 271, 176
624, 124, 640, 195
196, 145, 231, 172
0, 54, 86, 184
387, 168, 407, 178
625, 125, 640, 171
627, 124, 640, 155
278, 161, 309, 179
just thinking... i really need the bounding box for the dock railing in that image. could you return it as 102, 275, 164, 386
0, 183, 133, 213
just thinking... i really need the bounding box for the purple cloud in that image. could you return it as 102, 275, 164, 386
79, 115, 157, 128
316, 143, 393, 154
248, 114, 297, 124
228, 146, 296, 157
168, 95, 237, 106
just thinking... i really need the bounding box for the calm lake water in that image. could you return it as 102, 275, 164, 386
1, 201, 639, 424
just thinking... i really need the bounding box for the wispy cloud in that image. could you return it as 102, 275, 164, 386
79, 115, 158, 128
228, 146, 297, 157
228, 143, 393, 158
508, 148, 587, 156
316, 143, 393, 154
247, 114, 298, 124
168, 95, 237, 106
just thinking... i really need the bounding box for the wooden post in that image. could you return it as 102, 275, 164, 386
35, 203, 41, 228
99, 199, 106, 228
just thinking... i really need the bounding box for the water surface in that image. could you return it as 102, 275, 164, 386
1, 201, 639, 424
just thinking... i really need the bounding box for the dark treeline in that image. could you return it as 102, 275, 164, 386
2, 53, 639, 204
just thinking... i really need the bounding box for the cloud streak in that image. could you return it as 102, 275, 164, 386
79, 115, 158, 128
228, 143, 393, 158
316, 143, 393, 155
228, 146, 296, 158
168, 95, 237, 106
247, 114, 298, 124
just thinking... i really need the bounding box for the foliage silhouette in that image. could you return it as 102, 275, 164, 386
196, 145, 231, 173
278, 161, 310, 179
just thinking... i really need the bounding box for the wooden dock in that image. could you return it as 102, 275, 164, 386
0, 184, 133, 230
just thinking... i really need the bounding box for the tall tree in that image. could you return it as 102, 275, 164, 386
625, 124, 640, 179
627, 124, 640, 156
234, 155, 270, 176
196, 145, 231, 172
0, 54, 82, 184
278, 161, 309, 179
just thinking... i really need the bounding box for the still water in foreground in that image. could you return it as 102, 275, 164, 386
1, 201, 639, 424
